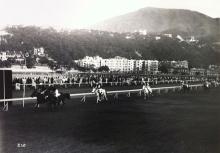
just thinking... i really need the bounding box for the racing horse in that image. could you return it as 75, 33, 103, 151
181, 81, 190, 92
31, 87, 57, 111
92, 87, 108, 103
45, 87, 71, 107
203, 81, 211, 90
210, 80, 219, 88
56, 92, 71, 106
142, 83, 153, 100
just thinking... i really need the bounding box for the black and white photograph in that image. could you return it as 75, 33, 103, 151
0, 0, 220, 153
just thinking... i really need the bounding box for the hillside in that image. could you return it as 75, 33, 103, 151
92, 7, 220, 39
0, 26, 220, 68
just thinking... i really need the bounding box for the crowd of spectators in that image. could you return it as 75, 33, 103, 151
12, 73, 208, 90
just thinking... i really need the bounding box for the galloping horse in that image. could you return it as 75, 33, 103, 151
46, 88, 70, 107
203, 81, 211, 90
92, 87, 108, 103
181, 81, 190, 92
31, 87, 57, 110
142, 83, 153, 100
31, 88, 47, 108
210, 80, 218, 88
56, 92, 71, 106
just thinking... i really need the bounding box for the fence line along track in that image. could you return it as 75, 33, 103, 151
14, 79, 201, 87
0, 84, 204, 104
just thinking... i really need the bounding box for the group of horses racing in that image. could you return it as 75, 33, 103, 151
31, 80, 219, 111
181, 80, 219, 92
31, 86, 70, 111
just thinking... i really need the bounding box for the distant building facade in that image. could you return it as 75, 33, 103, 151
101, 56, 135, 72
74, 56, 102, 69
144, 60, 159, 74
75, 56, 159, 73
206, 65, 220, 77
0, 51, 24, 61
190, 68, 206, 76
0, 52, 7, 61
159, 60, 189, 74
33, 47, 45, 56
170, 60, 188, 69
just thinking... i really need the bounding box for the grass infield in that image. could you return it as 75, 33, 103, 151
0, 87, 220, 153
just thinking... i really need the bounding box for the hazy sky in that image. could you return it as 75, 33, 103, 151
0, 0, 220, 29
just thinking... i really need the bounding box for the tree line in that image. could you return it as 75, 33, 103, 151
0, 25, 220, 69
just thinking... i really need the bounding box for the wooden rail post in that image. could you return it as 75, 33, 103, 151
81, 96, 86, 103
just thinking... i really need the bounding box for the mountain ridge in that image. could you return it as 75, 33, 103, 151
92, 7, 220, 38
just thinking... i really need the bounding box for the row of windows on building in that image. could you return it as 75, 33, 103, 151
75, 56, 159, 73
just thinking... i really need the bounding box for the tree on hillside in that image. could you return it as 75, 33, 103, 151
2, 25, 220, 68
0, 60, 11, 68
98, 66, 110, 72
25, 57, 35, 68
159, 63, 170, 74
38, 57, 49, 65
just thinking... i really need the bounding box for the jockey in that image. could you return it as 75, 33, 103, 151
142, 82, 152, 93
55, 88, 61, 98
96, 82, 101, 89
204, 81, 210, 88
95, 82, 102, 97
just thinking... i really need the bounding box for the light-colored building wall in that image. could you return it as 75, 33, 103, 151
170, 60, 188, 69
101, 56, 134, 72
0, 52, 7, 61
75, 56, 159, 73
145, 60, 159, 74
190, 68, 206, 76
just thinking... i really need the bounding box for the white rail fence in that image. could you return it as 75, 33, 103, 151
0, 84, 204, 111
14, 79, 202, 89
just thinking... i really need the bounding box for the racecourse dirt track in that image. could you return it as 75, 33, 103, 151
0, 87, 220, 153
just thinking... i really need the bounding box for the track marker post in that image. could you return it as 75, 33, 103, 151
3, 102, 8, 111
165, 88, 169, 94
138, 90, 142, 96
81, 96, 86, 103
22, 83, 25, 108
2, 70, 8, 111
157, 89, 161, 95
127, 91, 131, 97
114, 93, 118, 99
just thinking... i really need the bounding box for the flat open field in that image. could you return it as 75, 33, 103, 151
1, 87, 220, 153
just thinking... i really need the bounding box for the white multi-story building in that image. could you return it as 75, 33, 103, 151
134, 60, 145, 71
33, 47, 45, 56
207, 65, 220, 76
75, 56, 159, 73
145, 60, 159, 74
75, 56, 102, 69
0, 52, 7, 61
101, 56, 135, 72
170, 60, 188, 69
190, 68, 206, 76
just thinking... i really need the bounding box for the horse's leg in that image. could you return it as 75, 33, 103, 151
96, 96, 99, 104
144, 92, 146, 100
34, 103, 37, 108
104, 93, 108, 101
61, 100, 65, 108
